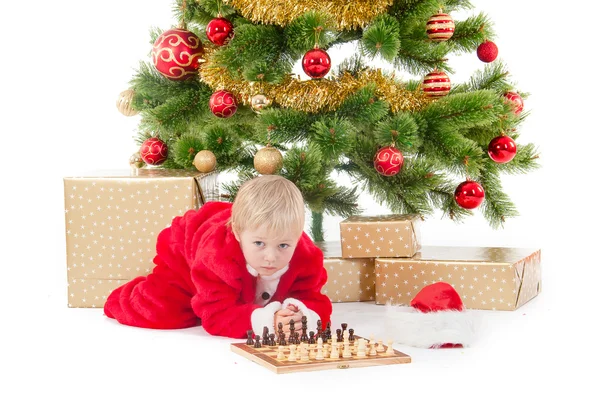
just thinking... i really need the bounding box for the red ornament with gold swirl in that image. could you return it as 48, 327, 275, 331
152, 28, 204, 81
374, 146, 404, 176
139, 137, 168, 165
209, 90, 238, 118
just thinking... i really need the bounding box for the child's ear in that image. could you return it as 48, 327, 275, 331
232, 224, 240, 242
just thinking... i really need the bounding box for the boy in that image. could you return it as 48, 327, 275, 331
104, 175, 332, 339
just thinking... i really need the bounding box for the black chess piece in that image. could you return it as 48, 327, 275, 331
289, 320, 296, 339
321, 333, 328, 344
326, 321, 332, 340
294, 332, 301, 345
300, 317, 308, 342
269, 333, 276, 346
262, 326, 269, 341
254, 335, 262, 348
348, 328, 355, 341
278, 322, 284, 332
341, 323, 348, 332
336, 328, 343, 342
308, 331, 315, 344
316, 320, 322, 338
246, 330, 254, 345
279, 332, 287, 346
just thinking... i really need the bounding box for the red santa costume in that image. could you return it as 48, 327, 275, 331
104, 201, 332, 339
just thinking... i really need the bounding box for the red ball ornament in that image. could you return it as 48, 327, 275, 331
152, 28, 204, 81
503, 91, 524, 115
454, 180, 485, 210
488, 135, 517, 163
477, 40, 498, 63
426, 13, 455, 42
140, 137, 168, 165
374, 146, 404, 176
209, 90, 238, 118
206, 17, 234, 46
302, 48, 331, 79
423, 70, 451, 98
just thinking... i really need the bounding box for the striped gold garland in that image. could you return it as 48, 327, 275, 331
222, 0, 393, 30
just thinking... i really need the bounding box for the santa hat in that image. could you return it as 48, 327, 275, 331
384, 282, 477, 349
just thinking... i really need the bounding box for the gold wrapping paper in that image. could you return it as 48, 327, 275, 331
316, 241, 376, 303
375, 246, 542, 311
339, 214, 422, 258
64, 169, 219, 308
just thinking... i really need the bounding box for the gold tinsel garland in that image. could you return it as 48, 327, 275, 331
223, 0, 394, 30
200, 61, 430, 114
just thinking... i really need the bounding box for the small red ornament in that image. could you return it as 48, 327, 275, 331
302, 48, 331, 79
152, 28, 204, 81
426, 13, 455, 42
140, 137, 168, 165
209, 90, 238, 118
454, 180, 485, 209
477, 40, 498, 63
423, 70, 451, 98
374, 146, 404, 176
488, 135, 517, 163
206, 17, 234, 46
503, 91, 524, 115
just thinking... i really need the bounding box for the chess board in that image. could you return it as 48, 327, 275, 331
231, 336, 411, 374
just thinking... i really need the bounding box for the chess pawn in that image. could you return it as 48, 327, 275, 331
315, 338, 324, 361
300, 344, 310, 361
369, 341, 378, 356
356, 338, 367, 357
330, 343, 339, 359
288, 344, 297, 361
386, 340, 395, 355
269, 333, 276, 346
246, 330, 254, 345
323, 344, 330, 359
336, 328, 342, 342
254, 335, 262, 348
277, 346, 286, 360
309, 345, 316, 360
377, 339, 385, 352
343, 342, 352, 358
348, 328, 355, 341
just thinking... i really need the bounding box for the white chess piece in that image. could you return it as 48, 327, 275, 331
330, 343, 339, 359
288, 344, 297, 361
300, 344, 309, 361
377, 339, 385, 352
356, 338, 366, 357
369, 341, 377, 356
343, 342, 352, 358
316, 338, 324, 360
277, 345, 285, 360
386, 340, 395, 355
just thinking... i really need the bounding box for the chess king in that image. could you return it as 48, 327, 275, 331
104, 175, 332, 338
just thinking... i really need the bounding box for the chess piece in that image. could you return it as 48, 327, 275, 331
277, 346, 286, 360
326, 322, 332, 340
300, 344, 309, 361
369, 340, 377, 356
301, 316, 309, 342
316, 338, 324, 360
279, 332, 287, 346
288, 344, 297, 361
386, 340, 395, 355
316, 319, 322, 338
356, 338, 367, 357
309, 345, 316, 359
262, 326, 269, 341
323, 344, 330, 359
377, 339, 385, 352
308, 331, 315, 344
348, 328, 355, 341
289, 320, 296, 340
246, 330, 254, 345
342, 342, 352, 358
254, 335, 262, 348
330, 343, 339, 359
269, 333, 276, 346
341, 323, 348, 332
336, 328, 342, 342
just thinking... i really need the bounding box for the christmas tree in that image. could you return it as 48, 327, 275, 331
117, 0, 539, 241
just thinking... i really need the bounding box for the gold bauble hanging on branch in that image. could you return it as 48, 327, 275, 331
193, 150, 217, 173
254, 145, 283, 175
117, 89, 139, 117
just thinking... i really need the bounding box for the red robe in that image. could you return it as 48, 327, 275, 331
104, 201, 332, 339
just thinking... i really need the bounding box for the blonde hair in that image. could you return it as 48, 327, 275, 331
230, 175, 305, 238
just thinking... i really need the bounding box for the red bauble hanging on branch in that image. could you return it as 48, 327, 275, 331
423, 70, 451, 98
503, 91, 524, 115
454, 180, 485, 209
488, 135, 517, 163
140, 137, 168, 165
374, 146, 404, 176
302, 47, 331, 79
209, 90, 238, 118
152, 28, 204, 81
426, 12, 455, 42
477, 40, 498, 63
206, 17, 234, 46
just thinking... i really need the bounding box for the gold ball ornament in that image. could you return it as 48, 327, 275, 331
193, 150, 217, 173
129, 152, 146, 169
251, 94, 271, 113
117, 89, 139, 116
254, 146, 283, 175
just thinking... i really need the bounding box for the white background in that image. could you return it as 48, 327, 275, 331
1, 1, 597, 393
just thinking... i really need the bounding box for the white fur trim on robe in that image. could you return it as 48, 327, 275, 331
385, 304, 477, 348
282, 298, 320, 332
251, 301, 282, 335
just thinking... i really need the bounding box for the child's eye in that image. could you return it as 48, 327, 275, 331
253, 241, 265, 247
279, 244, 290, 249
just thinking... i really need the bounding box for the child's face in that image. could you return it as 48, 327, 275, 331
235, 224, 299, 276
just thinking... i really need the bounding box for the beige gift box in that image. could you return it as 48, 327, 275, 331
64, 168, 219, 308
316, 241, 376, 303
339, 214, 422, 258
375, 246, 542, 311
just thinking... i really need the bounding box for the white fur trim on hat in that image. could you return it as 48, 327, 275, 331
282, 298, 320, 333
385, 303, 477, 348
251, 301, 282, 336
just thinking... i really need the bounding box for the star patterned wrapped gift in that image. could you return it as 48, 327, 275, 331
63, 168, 219, 308
339, 214, 422, 258
316, 241, 376, 303
375, 246, 542, 311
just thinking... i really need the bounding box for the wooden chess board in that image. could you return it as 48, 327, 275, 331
231, 336, 411, 374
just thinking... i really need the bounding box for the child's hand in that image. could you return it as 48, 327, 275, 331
274, 308, 303, 335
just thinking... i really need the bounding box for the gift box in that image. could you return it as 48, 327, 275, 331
375, 246, 542, 311
64, 168, 219, 307
316, 241, 376, 303
339, 213, 422, 258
